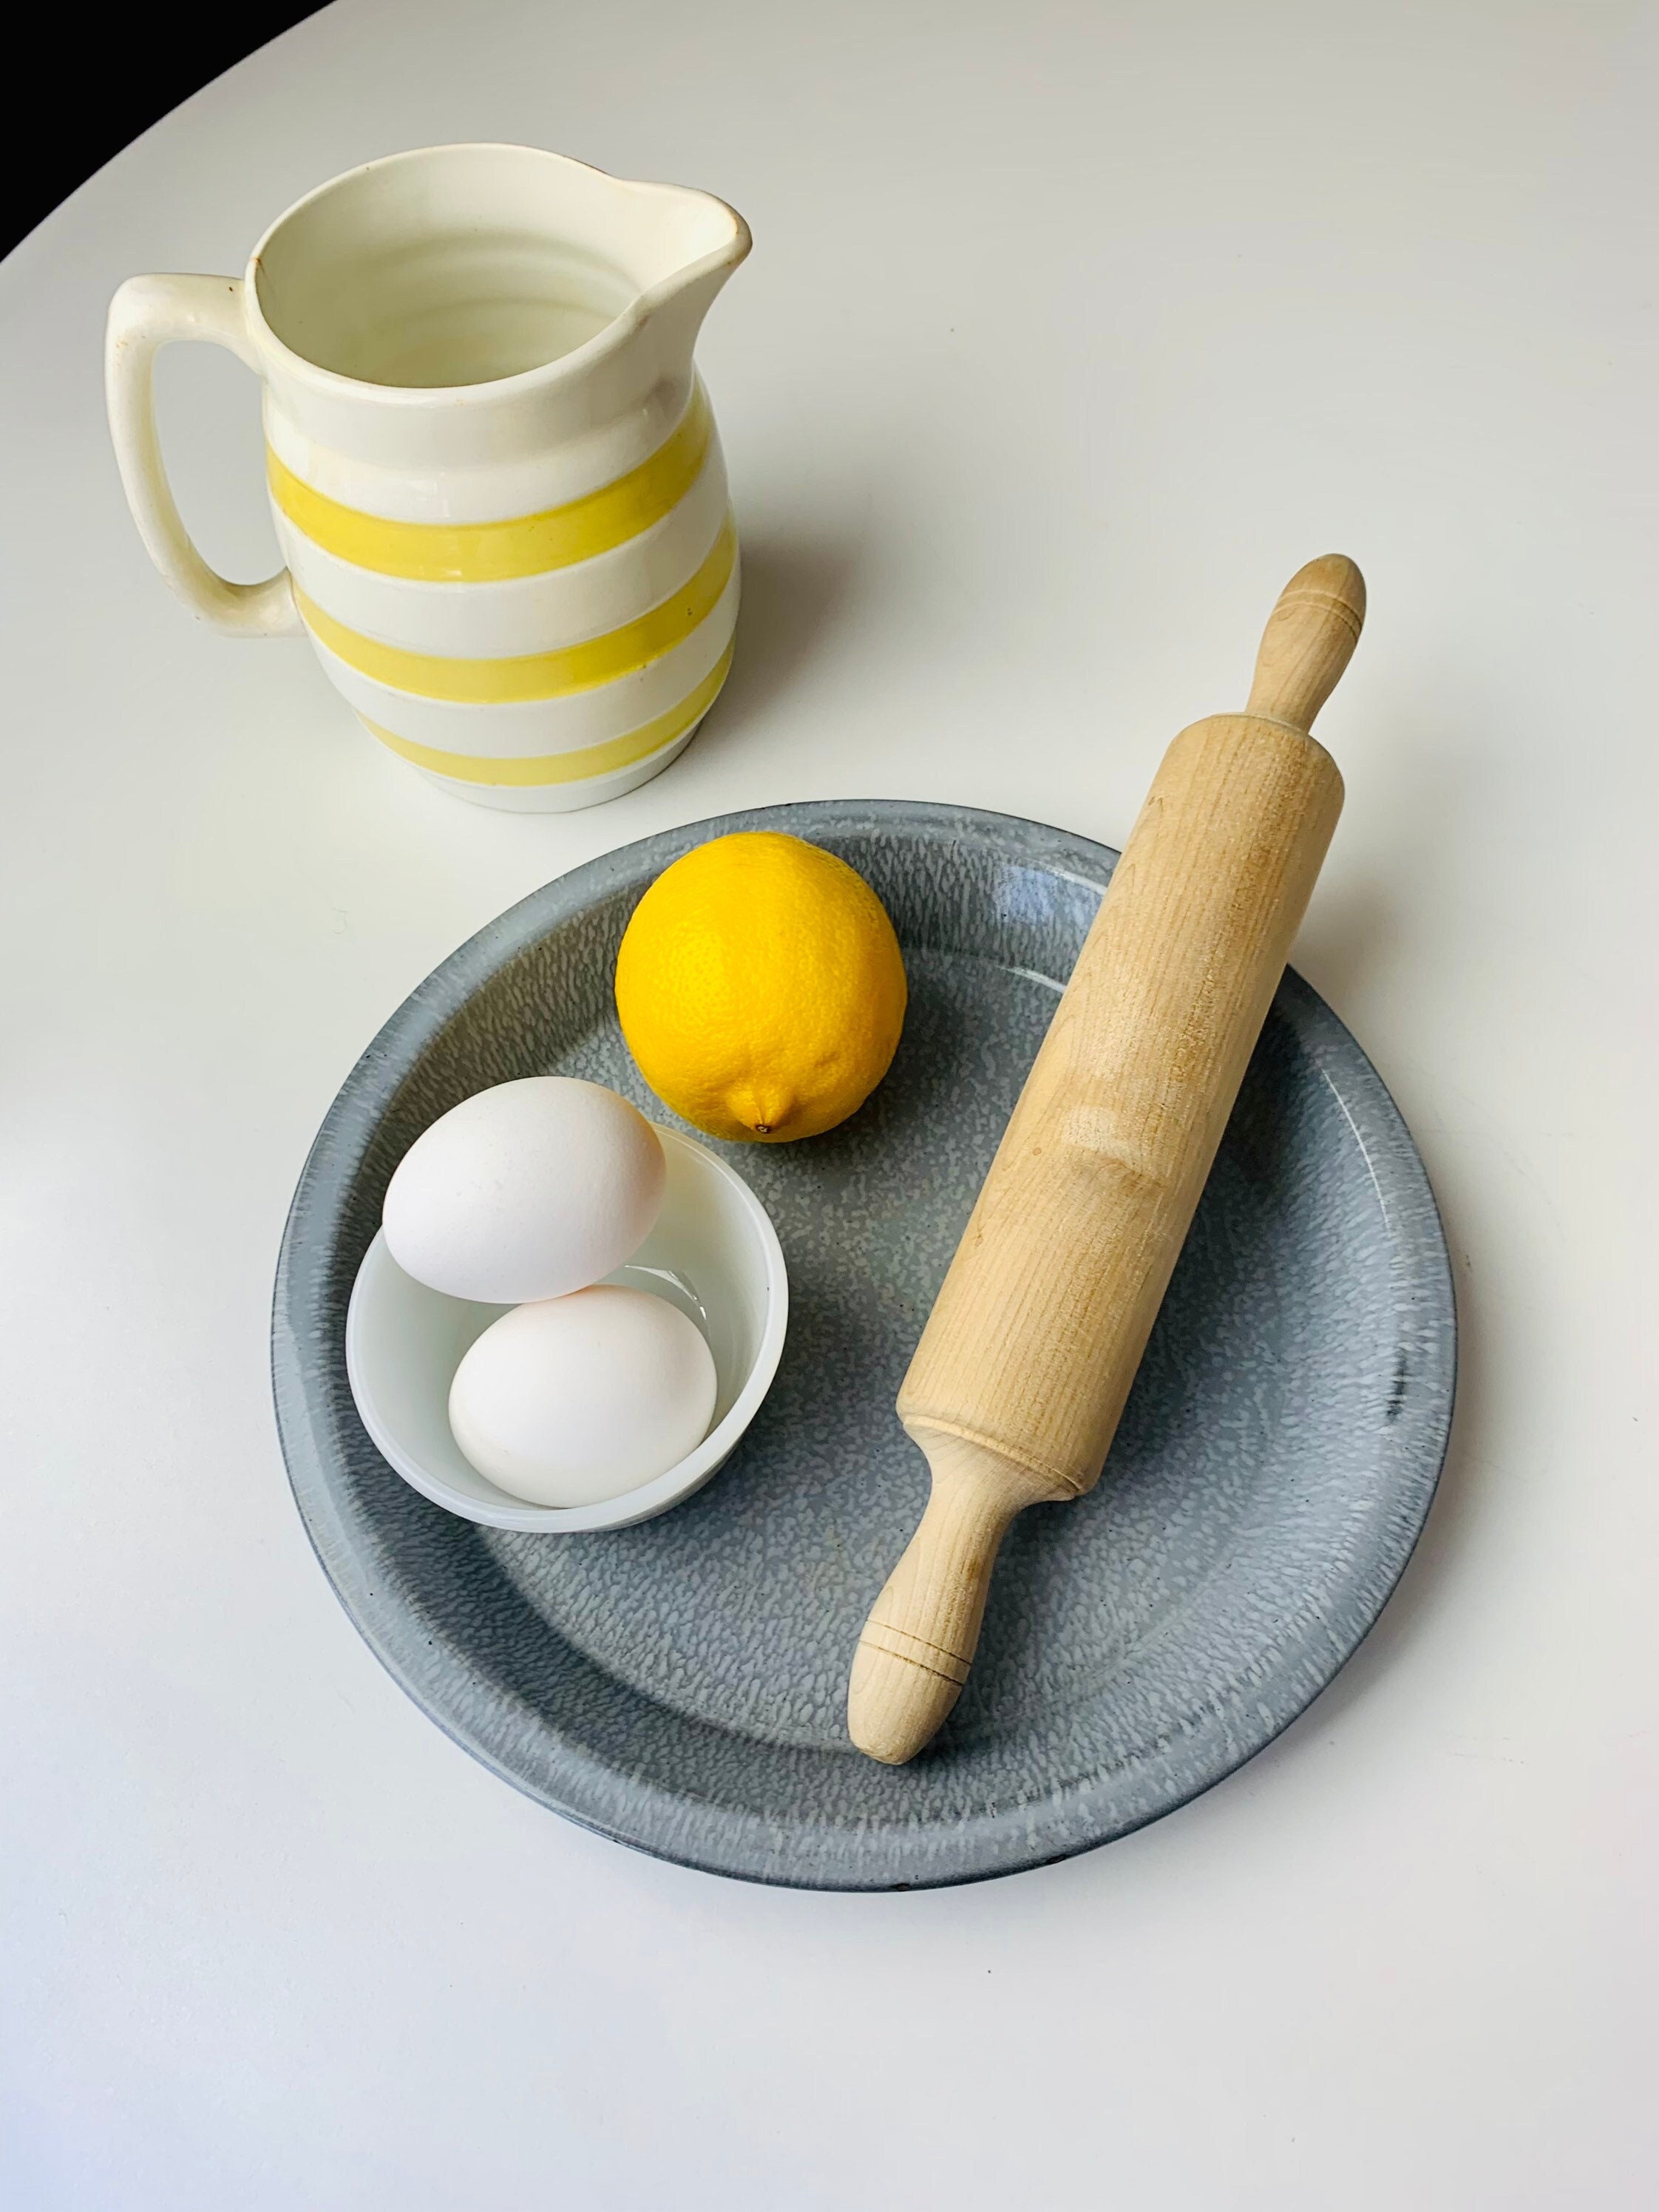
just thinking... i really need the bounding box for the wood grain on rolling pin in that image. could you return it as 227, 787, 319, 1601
900, 714, 1345, 1493
849, 555, 1363, 1765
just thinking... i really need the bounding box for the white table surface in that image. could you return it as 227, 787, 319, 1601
4, 2, 1655, 2205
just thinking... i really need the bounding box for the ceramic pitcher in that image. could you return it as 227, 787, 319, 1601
106, 144, 750, 811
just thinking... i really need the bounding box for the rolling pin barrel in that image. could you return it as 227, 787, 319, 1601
848, 556, 1364, 1764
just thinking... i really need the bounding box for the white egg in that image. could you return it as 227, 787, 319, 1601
448, 1286, 718, 1507
383, 1077, 665, 1303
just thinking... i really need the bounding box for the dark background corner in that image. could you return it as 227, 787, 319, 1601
1, 5, 326, 263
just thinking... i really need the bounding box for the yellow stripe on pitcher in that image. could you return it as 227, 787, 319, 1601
268, 382, 714, 583
361, 642, 735, 787
294, 515, 736, 704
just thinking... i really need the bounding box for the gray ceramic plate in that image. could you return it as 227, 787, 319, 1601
273, 801, 1454, 1889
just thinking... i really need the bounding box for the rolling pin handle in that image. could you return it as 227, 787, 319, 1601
1245, 554, 1365, 733
848, 1432, 1068, 1765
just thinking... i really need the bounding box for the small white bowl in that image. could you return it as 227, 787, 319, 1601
345, 1124, 787, 1531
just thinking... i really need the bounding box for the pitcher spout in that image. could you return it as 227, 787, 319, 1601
597, 172, 751, 393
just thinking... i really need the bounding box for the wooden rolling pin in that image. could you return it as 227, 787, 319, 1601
847, 555, 1363, 1763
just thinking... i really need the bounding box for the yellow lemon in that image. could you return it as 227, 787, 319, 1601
614, 832, 907, 1143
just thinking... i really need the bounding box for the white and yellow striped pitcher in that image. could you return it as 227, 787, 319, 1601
106, 144, 750, 811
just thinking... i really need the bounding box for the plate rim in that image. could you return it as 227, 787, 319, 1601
271, 798, 1457, 1890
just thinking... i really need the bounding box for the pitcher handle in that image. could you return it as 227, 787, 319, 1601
106, 274, 300, 637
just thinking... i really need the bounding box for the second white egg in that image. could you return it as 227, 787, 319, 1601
449, 1286, 719, 1508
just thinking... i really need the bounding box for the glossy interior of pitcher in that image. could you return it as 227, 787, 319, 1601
251, 143, 742, 389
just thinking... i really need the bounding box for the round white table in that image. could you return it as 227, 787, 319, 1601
4, 4, 1654, 2204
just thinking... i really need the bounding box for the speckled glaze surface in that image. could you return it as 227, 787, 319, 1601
272, 801, 1455, 1889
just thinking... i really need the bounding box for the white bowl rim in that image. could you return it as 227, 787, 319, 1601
345, 1123, 789, 1532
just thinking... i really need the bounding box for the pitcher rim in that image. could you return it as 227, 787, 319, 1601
243, 142, 751, 407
